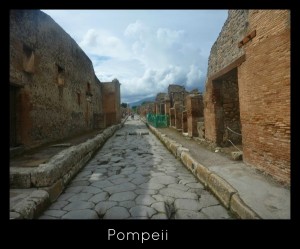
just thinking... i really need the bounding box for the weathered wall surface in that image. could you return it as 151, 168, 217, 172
168, 84, 188, 107
101, 80, 121, 127
204, 10, 248, 143
186, 94, 204, 137
204, 10, 290, 185
213, 69, 241, 146
10, 10, 103, 150
206, 10, 249, 77
238, 10, 290, 184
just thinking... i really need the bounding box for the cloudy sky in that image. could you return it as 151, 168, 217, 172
42, 10, 228, 104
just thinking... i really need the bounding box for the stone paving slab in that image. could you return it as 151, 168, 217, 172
38, 117, 233, 219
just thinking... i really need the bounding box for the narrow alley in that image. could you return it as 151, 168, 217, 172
39, 117, 233, 219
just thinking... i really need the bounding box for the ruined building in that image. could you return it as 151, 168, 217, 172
101, 80, 121, 127
149, 85, 204, 137
155, 93, 168, 115
168, 84, 188, 130
204, 10, 290, 185
10, 10, 121, 152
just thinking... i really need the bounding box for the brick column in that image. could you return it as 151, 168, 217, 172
186, 94, 203, 137
170, 108, 175, 127
165, 100, 170, 116
174, 102, 182, 130
182, 110, 188, 133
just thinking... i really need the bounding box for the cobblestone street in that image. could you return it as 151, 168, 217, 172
39, 118, 232, 219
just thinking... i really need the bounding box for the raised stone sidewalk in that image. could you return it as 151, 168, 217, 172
10, 119, 127, 219
146, 121, 290, 219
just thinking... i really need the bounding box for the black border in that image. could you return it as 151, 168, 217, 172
6, 0, 297, 244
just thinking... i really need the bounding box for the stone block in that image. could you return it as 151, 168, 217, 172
231, 151, 243, 161
176, 146, 189, 158
42, 179, 63, 202
185, 154, 198, 173
197, 121, 205, 139
169, 142, 181, 156
207, 173, 237, 208
180, 151, 190, 167
195, 163, 212, 186
230, 193, 260, 219
11, 199, 35, 219
10, 167, 32, 188
29, 190, 50, 218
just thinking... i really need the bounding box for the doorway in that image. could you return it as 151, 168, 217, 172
212, 68, 242, 148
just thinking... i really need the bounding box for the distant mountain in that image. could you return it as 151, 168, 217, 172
128, 96, 155, 107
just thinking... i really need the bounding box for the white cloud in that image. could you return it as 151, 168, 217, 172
124, 20, 147, 38
84, 22, 209, 103
79, 29, 129, 58
187, 65, 203, 88
42, 10, 228, 103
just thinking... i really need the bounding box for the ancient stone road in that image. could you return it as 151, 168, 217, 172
39, 118, 232, 219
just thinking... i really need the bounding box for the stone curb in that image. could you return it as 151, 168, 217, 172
10, 190, 50, 219
10, 118, 127, 219
146, 122, 261, 219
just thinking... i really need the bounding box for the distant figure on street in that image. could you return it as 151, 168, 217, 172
131, 113, 134, 120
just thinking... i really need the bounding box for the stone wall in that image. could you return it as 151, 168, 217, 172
10, 10, 103, 150
204, 10, 290, 185
174, 102, 183, 130
168, 84, 188, 107
238, 10, 290, 184
207, 10, 249, 77
101, 79, 121, 127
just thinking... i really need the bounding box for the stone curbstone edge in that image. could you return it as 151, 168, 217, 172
146, 122, 261, 219
10, 122, 125, 219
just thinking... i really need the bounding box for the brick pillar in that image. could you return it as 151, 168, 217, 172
165, 100, 170, 116
186, 94, 203, 137
182, 110, 188, 133
155, 103, 159, 115
174, 102, 182, 130
170, 108, 175, 127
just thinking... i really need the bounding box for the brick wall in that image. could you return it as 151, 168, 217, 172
186, 94, 204, 137
168, 84, 188, 107
174, 103, 183, 130
204, 10, 248, 145
10, 10, 103, 150
182, 111, 188, 133
204, 10, 290, 185
101, 80, 121, 127
238, 10, 290, 185
207, 10, 249, 77
170, 108, 175, 127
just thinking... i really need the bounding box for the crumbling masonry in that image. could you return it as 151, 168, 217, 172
10, 10, 121, 153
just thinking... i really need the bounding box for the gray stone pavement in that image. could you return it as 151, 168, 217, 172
39, 118, 233, 219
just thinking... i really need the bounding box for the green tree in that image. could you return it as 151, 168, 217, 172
121, 103, 128, 108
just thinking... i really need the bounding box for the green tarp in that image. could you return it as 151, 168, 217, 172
146, 114, 169, 128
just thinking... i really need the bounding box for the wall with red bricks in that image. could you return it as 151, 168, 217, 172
10, 10, 103, 150
101, 80, 121, 127
204, 10, 290, 185
186, 94, 204, 137
238, 10, 290, 185
207, 10, 249, 77
204, 10, 248, 145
